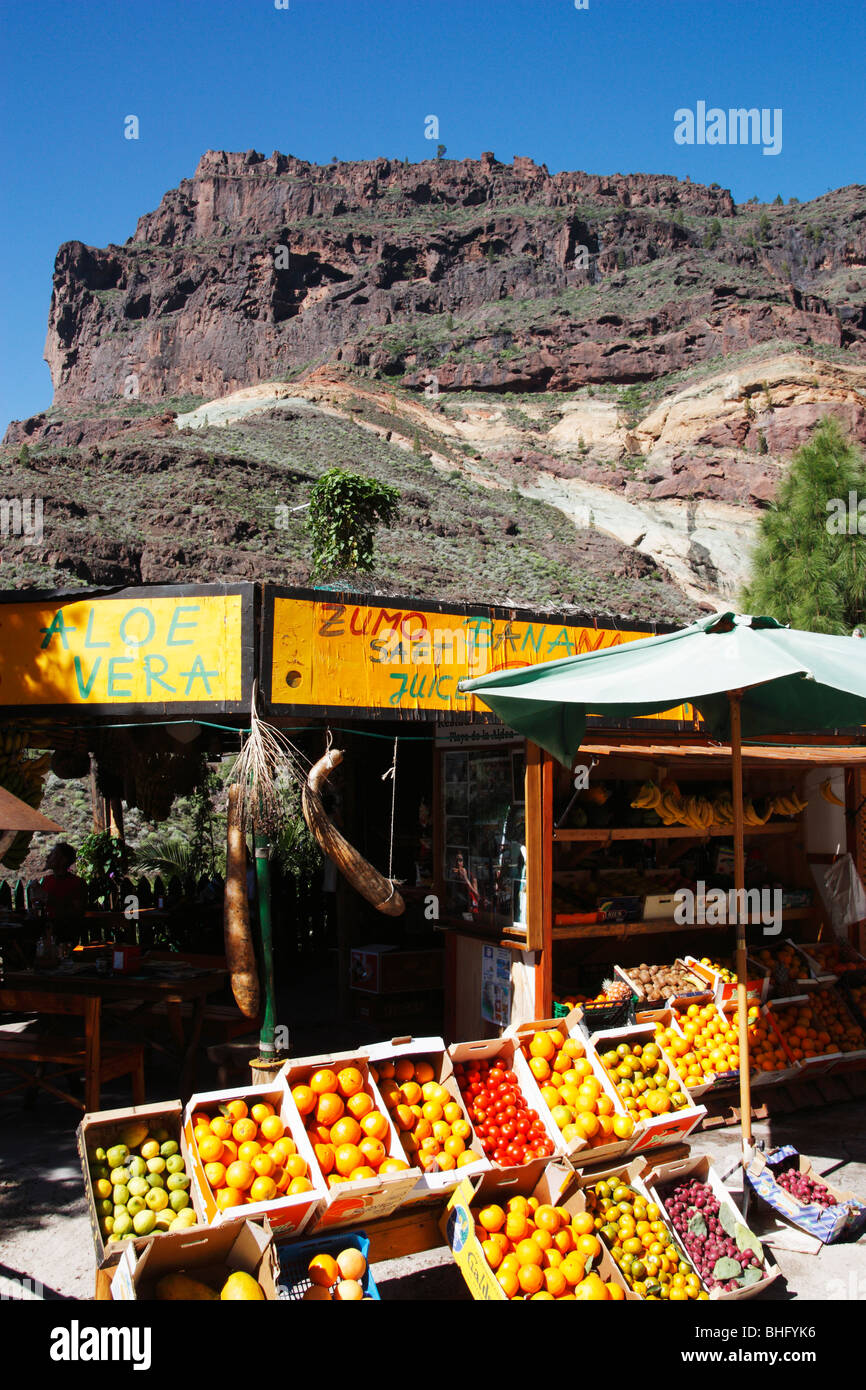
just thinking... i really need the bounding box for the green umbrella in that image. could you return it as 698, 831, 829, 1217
460, 612, 866, 1159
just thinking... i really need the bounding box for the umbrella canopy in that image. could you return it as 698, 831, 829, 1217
0, 784, 63, 834
459, 612, 866, 767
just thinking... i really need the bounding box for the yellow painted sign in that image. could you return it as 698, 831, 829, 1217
0, 592, 246, 708
269, 595, 682, 716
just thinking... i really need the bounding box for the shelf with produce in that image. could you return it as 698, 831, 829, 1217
553, 822, 801, 842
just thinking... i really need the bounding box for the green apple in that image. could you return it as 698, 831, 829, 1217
106, 1145, 129, 1169
99, 1198, 114, 1218
128, 1157, 148, 1179
140, 1140, 161, 1161
133, 1208, 157, 1236
168, 1189, 190, 1213
127, 1196, 146, 1218
166, 1172, 190, 1192
146, 1156, 166, 1175
112, 1184, 130, 1207
165, 1154, 185, 1175
146, 1172, 165, 1189
145, 1187, 169, 1212
112, 1210, 133, 1237
160, 1140, 179, 1158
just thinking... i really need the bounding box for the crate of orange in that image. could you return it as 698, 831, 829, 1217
281, 1050, 421, 1232
441, 1160, 635, 1301
590, 1024, 706, 1153
768, 989, 866, 1078
366, 1036, 491, 1202
183, 1084, 327, 1238
639, 996, 741, 1098
505, 1011, 638, 1165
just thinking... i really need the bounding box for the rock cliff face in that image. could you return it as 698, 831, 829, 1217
42, 151, 866, 406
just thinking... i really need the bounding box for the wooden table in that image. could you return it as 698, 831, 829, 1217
0, 962, 225, 1107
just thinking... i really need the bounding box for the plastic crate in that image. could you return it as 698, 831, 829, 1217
577, 997, 637, 1034
275, 1230, 381, 1301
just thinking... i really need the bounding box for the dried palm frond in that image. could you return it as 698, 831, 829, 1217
229, 682, 309, 837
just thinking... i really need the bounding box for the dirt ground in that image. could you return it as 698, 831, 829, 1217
1, 964, 864, 1303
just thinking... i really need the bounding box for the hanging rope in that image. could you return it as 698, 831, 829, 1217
381, 736, 399, 884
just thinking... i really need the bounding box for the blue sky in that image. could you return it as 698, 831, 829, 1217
1, 0, 864, 428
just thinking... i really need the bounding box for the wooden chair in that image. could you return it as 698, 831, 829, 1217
0, 989, 145, 1112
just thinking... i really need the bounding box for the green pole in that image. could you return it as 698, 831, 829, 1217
254, 831, 277, 1058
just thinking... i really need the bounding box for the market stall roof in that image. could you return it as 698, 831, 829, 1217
578, 741, 866, 765
459, 612, 866, 767
0, 784, 63, 832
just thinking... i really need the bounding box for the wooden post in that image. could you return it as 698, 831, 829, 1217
730, 691, 753, 1159
525, 742, 553, 1018
84, 996, 101, 1114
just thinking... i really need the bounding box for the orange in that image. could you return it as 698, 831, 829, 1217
415, 1060, 435, 1084
209, 1116, 232, 1141
606, 1281, 626, 1300
191, 1111, 212, 1131
225, 1160, 254, 1191
347, 1091, 374, 1120
336, 1066, 365, 1098
482, 1238, 503, 1270
237, 1140, 262, 1164
612, 1114, 635, 1139
360, 1111, 389, 1141
316, 1093, 345, 1128
497, 1270, 519, 1298
224, 1099, 248, 1121
252, 1153, 276, 1178
379, 1158, 409, 1173
544, 1266, 568, 1297
220, 1138, 238, 1163
250, 1101, 275, 1125
399, 1081, 422, 1106
478, 1204, 506, 1233
292, 1085, 316, 1116
330, 1116, 363, 1147
444, 1135, 465, 1158
232, 1118, 257, 1144
457, 1149, 480, 1167
308, 1253, 340, 1287
313, 1143, 335, 1176
259, 1114, 284, 1143
529, 1056, 552, 1082
310, 1068, 338, 1095
394, 1104, 415, 1132
376, 1060, 395, 1080
288, 1175, 313, 1194
216, 1186, 245, 1211
359, 1137, 387, 1168
249, 1175, 277, 1203
270, 1137, 296, 1162
334, 1143, 363, 1177
529, 1032, 555, 1061
574, 1273, 611, 1301
561, 1253, 588, 1287
285, 1154, 309, 1179
198, 1135, 224, 1164
204, 1161, 227, 1189
394, 1058, 415, 1083
515, 1238, 544, 1268
505, 1211, 529, 1242
348, 1165, 377, 1181
571, 1211, 595, 1237
436, 1152, 457, 1171
421, 1101, 443, 1123
518, 1263, 545, 1295
577, 1233, 601, 1260
273, 1166, 290, 1193
534, 1205, 562, 1233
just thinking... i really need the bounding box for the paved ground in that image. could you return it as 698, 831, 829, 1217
1, 964, 863, 1302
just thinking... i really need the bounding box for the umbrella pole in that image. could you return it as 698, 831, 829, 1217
730, 690, 753, 1161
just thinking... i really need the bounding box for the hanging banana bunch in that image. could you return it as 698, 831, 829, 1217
819, 779, 845, 808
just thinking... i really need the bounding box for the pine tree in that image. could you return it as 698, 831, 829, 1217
742, 417, 866, 633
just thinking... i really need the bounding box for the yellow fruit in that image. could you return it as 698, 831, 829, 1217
220, 1271, 265, 1300
155, 1273, 218, 1301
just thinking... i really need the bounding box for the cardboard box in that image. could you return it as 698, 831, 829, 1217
745, 1147, 866, 1245
590, 1024, 706, 1153
366, 1035, 491, 1203
110, 1216, 279, 1300
683, 954, 768, 1005
183, 1082, 326, 1238
640, 1152, 781, 1301
447, 1035, 563, 1186
280, 1049, 421, 1232
441, 1162, 636, 1300
77, 1100, 204, 1269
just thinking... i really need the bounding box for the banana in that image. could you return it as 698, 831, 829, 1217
820, 779, 844, 807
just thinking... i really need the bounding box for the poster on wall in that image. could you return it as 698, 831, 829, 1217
481, 944, 512, 1026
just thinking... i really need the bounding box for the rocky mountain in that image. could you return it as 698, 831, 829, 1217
3, 152, 866, 612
